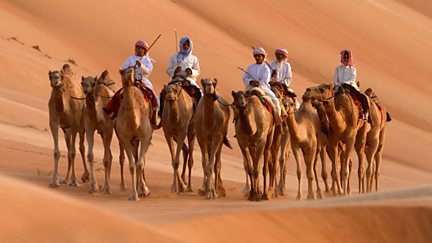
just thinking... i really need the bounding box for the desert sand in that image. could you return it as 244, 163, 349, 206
0, 0, 431, 242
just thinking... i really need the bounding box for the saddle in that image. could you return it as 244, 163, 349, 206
269, 81, 297, 99
247, 89, 272, 113
365, 88, 392, 122
338, 83, 366, 117
168, 76, 202, 102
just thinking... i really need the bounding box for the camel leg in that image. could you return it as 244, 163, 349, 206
374, 128, 386, 192
137, 135, 151, 198
181, 145, 189, 185
365, 137, 378, 193
174, 134, 188, 193
320, 148, 330, 192
119, 144, 126, 191
61, 130, 72, 184
186, 130, 195, 192
102, 130, 114, 195
313, 149, 323, 199
304, 147, 317, 200
197, 139, 209, 195
79, 130, 89, 183
328, 143, 342, 195
215, 143, 225, 197
277, 134, 289, 196
341, 139, 355, 195
125, 145, 139, 201
355, 125, 368, 194
86, 128, 98, 193
239, 145, 254, 198
49, 117, 61, 188
291, 144, 303, 200
252, 140, 267, 201
67, 131, 79, 187
205, 139, 220, 200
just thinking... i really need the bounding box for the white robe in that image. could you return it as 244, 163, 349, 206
243, 63, 281, 115
167, 53, 200, 86
333, 65, 358, 90
270, 61, 292, 87
122, 55, 154, 90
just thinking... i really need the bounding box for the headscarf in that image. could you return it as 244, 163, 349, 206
340, 49, 354, 66
178, 37, 193, 59
253, 47, 267, 56
275, 48, 289, 60
135, 40, 149, 51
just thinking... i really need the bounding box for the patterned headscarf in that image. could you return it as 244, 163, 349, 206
178, 37, 193, 59
275, 48, 289, 60
340, 49, 354, 66
253, 47, 267, 56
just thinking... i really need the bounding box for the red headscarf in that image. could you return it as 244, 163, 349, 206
340, 49, 354, 66
275, 48, 289, 60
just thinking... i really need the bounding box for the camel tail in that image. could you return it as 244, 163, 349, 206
223, 136, 233, 149
386, 112, 392, 122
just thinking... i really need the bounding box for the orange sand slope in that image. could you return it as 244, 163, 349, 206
0, 0, 432, 242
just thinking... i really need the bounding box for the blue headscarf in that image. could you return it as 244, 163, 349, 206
178, 37, 193, 60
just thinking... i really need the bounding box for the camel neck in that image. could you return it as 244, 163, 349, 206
203, 94, 216, 127
324, 98, 345, 132
122, 85, 136, 110
53, 88, 67, 113
166, 99, 180, 124
285, 108, 303, 142
237, 107, 253, 135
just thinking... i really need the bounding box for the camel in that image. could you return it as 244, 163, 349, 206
307, 83, 367, 195
48, 64, 89, 187
284, 90, 325, 200
195, 78, 232, 199
364, 88, 390, 192
81, 70, 117, 194
161, 80, 195, 193
268, 86, 290, 197
114, 67, 153, 200
232, 88, 275, 201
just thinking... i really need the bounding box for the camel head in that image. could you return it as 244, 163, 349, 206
285, 96, 296, 114
97, 70, 110, 85
164, 83, 182, 103
48, 70, 64, 89
271, 86, 284, 100
306, 82, 334, 102
81, 76, 97, 95
201, 78, 217, 95
232, 90, 248, 110
119, 67, 134, 87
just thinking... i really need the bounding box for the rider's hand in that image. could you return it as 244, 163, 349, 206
250, 80, 260, 87
185, 68, 192, 76
174, 66, 182, 74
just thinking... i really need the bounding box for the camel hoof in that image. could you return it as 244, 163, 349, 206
198, 188, 206, 196
217, 186, 226, 197
205, 191, 218, 200
104, 186, 112, 195
120, 183, 126, 192
307, 193, 316, 200
81, 171, 90, 183
317, 191, 324, 199
242, 185, 251, 193
89, 183, 98, 194
68, 180, 79, 187
296, 193, 302, 200
261, 193, 270, 200
128, 193, 140, 201
49, 181, 60, 188
185, 185, 193, 193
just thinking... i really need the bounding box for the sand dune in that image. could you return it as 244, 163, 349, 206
0, 0, 431, 242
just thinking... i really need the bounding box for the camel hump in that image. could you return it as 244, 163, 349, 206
61, 64, 73, 76
223, 135, 233, 149
248, 87, 266, 98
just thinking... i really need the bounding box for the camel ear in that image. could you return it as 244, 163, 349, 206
213, 78, 218, 88
231, 91, 236, 97
200, 79, 205, 87
119, 69, 123, 75
101, 70, 108, 79
81, 76, 85, 81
